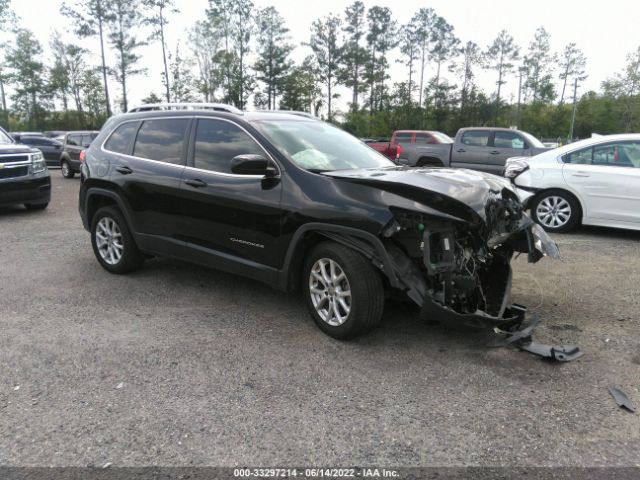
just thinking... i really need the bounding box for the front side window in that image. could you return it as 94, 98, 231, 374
461, 130, 489, 147
593, 142, 640, 167
563, 142, 640, 167
494, 131, 526, 149
251, 119, 394, 172
133, 118, 190, 164
193, 119, 264, 173
104, 122, 139, 155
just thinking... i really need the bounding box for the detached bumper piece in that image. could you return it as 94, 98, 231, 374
492, 309, 584, 363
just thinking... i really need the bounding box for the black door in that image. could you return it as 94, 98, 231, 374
104, 118, 191, 255
179, 117, 284, 281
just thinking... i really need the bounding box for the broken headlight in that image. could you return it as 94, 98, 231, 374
504, 159, 529, 179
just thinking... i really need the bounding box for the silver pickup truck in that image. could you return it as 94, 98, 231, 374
396, 127, 550, 175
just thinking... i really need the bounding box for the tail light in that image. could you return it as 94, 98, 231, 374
396, 144, 402, 159
79, 150, 86, 163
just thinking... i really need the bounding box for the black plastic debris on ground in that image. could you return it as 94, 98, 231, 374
609, 387, 636, 413
490, 310, 584, 362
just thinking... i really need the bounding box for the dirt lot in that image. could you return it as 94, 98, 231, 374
0, 173, 639, 467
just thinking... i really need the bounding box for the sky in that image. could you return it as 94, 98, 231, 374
4, 0, 640, 114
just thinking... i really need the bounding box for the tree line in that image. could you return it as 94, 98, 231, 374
0, 0, 639, 140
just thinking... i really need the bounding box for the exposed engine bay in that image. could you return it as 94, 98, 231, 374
382, 186, 559, 329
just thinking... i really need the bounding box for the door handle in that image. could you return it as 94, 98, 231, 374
115, 165, 133, 174
456, 148, 466, 153
185, 178, 207, 188
572, 172, 590, 177
490, 150, 500, 155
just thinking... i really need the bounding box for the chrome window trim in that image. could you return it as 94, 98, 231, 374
100, 115, 281, 179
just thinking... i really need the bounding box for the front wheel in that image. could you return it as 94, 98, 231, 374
531, 190, 580, 232
303, 242, 384, 340
61, 159, 75, 178
91, 206, 144, 274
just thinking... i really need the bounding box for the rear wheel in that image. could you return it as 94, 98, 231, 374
531, 190, 580, 232
303, 242, 384, 340
91, 206, 143, 274
61, 159, 75, 178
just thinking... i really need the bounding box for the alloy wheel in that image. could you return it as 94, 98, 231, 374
309, 258, 352, 326
95, 217, 124, 265
536, 195, 572, 229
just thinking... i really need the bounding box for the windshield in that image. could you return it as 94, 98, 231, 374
0, 128, 14, 144
521, 131, 545, 148
251, 119, 394, 171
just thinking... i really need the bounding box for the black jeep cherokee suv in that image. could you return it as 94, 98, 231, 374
79, 106, 558, 339
0, 126, 51, 210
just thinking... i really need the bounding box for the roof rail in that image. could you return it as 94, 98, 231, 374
127, 103, 243, 114
265, 110, 317, 119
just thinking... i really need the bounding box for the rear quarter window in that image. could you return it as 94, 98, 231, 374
104, 122, 140, 155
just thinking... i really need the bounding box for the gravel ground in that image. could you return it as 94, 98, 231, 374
0, 173, 639, 468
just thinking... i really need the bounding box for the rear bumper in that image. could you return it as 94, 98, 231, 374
0, 172, 51, 206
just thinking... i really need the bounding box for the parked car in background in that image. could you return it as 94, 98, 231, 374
16, 135, 63, 167
505, 134, 640, 232
60, 131, 99, 178
0, 127, 51, 210
365, 130, 452, 160
44, 130, 67, 138
396, 127, 549, 174
78, 103, 557, 340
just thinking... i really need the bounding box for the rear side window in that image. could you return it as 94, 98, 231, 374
104, 122, 139, 155
415, 133, 435, 145
193, 119, 263, 173
67, 135, 82, 146
81, 135, 95, 147
394, 133, 413, 146
461, 131, 489, 147
133, 118, 190, 164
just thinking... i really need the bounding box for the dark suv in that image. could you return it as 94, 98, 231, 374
79, 104, 558, 339
0, 127, 51, 210
60, 131, 99, 178
14, 135, 63, 167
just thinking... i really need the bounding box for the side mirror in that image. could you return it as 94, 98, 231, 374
231, 154, 276, 176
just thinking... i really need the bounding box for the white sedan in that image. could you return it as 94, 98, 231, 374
505, 134, 640, 232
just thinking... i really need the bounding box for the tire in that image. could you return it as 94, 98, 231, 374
531, 189, 580, 233
91, 206, 144, 274
24, 202, 48, 211
61, 159, 75, 178
303, 242, 384, 340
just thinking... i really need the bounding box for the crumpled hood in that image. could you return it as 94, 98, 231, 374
324, 166, 517, 223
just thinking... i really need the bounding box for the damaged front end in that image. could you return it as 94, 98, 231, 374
383, 185, 559, 329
